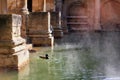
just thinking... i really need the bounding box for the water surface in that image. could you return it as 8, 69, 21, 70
0, 32, 120, 80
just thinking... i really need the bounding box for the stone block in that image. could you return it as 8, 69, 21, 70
13, 49, 29, 69
0, 49, 29, 70
0, 55, 18, 68
0, 14, 22, 40
0, 14, 29, 70
53, 28, 63, 38
50, 12, 59, 28
31, 36, 54, 46
0, 45, 26, 54
26, 44, 33, 50
27, 12, 50, 31
0, 38, 25, 47
50, 12, 64, 38
27, 12, 54, 46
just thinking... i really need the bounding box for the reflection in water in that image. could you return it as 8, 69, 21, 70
0, 32, 120, 80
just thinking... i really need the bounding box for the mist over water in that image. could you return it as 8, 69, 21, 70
54, 32, 120, 80
0, 32, 120, 80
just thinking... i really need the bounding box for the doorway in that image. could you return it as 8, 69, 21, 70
27, 0, 32, 12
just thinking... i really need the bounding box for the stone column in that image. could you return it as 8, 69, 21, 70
94, 0, 101, 30
0, 0, 7, 14
50, 0, 64, 38
21, 0, 29, 38
43, 0, 46, 12
27, 12, 54, 46
0, 14, 29, 70
22, 0, 29, 14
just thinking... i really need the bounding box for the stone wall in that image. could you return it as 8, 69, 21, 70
101, 0, 120, 31
32, 0, 55, 12
62, 0, 91, 31
7, 0, 24, 14
32, 0, 44, 12
0, 14, 29, 70
27, 12, 54, 46
62, 0, 120, 31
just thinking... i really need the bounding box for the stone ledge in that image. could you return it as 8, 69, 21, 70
0, 49, 29, 70
31, 37, 54, 46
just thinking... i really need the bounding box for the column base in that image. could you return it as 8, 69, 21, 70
0, 49, 29, 70
53, 28, 64, 38
30, 35, 54, 46
62, 27, 69, 34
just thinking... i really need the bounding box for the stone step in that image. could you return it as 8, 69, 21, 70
0, 38, 26, 47
31, 37, 54, 46
28, 35, 51, 38
0, 49, 29, 70
0, 44, 26, 54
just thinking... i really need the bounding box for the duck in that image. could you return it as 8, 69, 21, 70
39, 54, 49, 59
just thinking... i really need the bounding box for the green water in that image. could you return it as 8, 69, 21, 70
0, 32, 120, 80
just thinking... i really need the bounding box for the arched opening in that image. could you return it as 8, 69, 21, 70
27, 0, 32, 12
67, 1, 88, 31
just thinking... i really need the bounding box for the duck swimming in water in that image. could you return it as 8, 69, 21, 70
39, 54, 49, 59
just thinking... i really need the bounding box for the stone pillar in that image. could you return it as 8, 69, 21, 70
22, 0, 29, 14
43, 0, 47, 12
0, 14, 29, 70
94, 0, 101, 30
56, 0, 68, 34
51, 12, 63, 38
21, 0, 29, 39
0, 0, 7, 14
49, 0, 64, 38
27, 12, 54, 46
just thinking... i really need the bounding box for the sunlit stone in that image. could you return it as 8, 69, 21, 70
0, 14, 29, 70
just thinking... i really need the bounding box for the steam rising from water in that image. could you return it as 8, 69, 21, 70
55, 32, 120, 80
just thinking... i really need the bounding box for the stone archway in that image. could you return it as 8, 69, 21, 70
66, 1, 88, 31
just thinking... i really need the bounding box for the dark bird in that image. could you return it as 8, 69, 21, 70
39, 54, 49, 59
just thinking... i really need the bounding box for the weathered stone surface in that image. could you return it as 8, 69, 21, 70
28, 12, 49, 30
0, 43, 26, 54
0, 55, 18, 67
26, 44, 33, 50
101, 0, 120, 31
50, 12, 63, 38
32, 0, 55, 12
53, 28, 63, 38
31, 37, 54, 46
62, 0, 120, 31
0, 0, 7, 14
0, 14, 29, 70
0, 14, 22, 40
27, 12, 54, 46
0, 40, 24, 47
7, 0, 24, 14
0, 49, 29, 69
